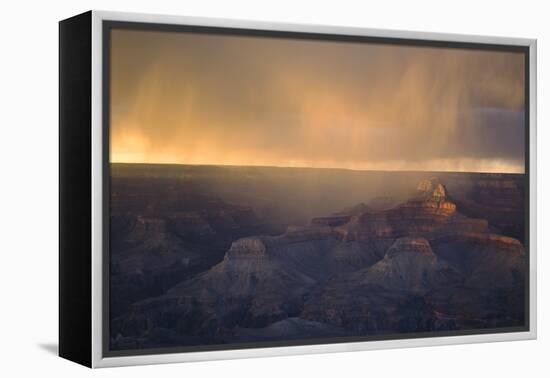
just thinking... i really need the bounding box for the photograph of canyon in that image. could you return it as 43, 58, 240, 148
107, 28, 527, 352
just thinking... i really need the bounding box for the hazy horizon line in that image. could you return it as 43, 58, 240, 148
110, 161, 525, 175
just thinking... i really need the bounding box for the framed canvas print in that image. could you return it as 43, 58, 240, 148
59, 10, 537, 368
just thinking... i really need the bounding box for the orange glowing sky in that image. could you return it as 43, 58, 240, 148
109, 29, 526, 173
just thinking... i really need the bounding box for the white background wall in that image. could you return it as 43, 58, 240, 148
0, 0, 547, 376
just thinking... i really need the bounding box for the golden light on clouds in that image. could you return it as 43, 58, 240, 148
110, 29, 526, 173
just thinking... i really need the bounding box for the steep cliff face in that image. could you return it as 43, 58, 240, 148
445, 175, 526, 241
416, 177, 447, 198
109, 196, 268, 318
299, 238, 454, 332
356, 238, 460, 294
174, 236, 317, 301
109, 215, 200, 318
334, 179, 457, 241
430, 233, 525, 289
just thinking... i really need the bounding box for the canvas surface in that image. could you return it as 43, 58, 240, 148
105, 24, 528, 354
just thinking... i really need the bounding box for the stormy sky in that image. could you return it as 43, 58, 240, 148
109, 29, 526, 173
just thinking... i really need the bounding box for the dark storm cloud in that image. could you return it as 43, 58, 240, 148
110, 29, 525, 173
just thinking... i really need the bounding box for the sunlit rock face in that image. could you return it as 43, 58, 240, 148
334, 180, 457, 241
417, 177, 445, 195
109, 167, 526, 350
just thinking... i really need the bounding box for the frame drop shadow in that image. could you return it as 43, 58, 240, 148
38, 343, 58, 356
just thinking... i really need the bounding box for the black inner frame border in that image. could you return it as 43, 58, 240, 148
102, 19, 531, 358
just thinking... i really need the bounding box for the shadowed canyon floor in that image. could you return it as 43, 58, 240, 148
109, 164, 527, 350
